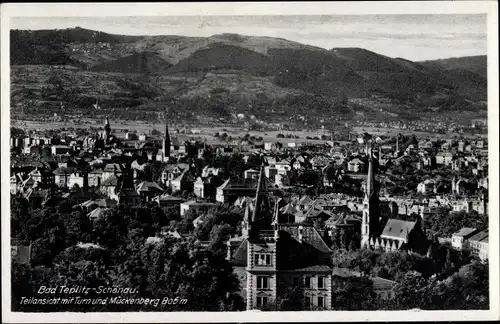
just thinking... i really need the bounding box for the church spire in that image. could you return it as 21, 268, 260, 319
361, 140, 380, 248
163, 109, 171, 161
365, 143, 375, 199
103, 116, 111, 144
250, 164, 272, 233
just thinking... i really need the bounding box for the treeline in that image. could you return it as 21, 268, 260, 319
330, 247, 488, 310
11, 197, 245, 312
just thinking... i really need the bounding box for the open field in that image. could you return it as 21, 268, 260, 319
13, 118, 486, 145
13, 118, 345, 145
351, 126, 487, 139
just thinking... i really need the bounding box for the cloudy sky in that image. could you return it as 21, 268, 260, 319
11, 14, 487, 61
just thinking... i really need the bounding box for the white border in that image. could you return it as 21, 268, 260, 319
1, 1, 499, 323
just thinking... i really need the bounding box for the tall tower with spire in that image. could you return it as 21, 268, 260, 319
361, 141, 380, 247
249, 165, 273, 235
162, 112, 171, 162
244, 164, 276, 310
103, 116, 111, 144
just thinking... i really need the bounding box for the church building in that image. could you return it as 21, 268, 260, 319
361, 142, 428, 253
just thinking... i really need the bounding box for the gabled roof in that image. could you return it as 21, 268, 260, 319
381, 219, 417, 240
53, 167, 73, 175
172, 170, 195, 182
452, 227, 478, 238
181, 200, 219, 207
102, 163, 123, 173
154, 193, 183, 201
281, 203, 298, 215
79, 200, 97, 208
332, 267, 354, 278
280, 224, 332, 253
327, 212, 362, 227
100, 174, 119, 186
22, 177, 36, 186
292, 265, 332, 272
87, 207, 109, 219
217, 178, 231, 190
468, 230, 488, 243
298, 195, 314, 206
136, 181, 164, 192
371, 276, 397, 290
95, 198, 118, 208
230, 238, 248, 266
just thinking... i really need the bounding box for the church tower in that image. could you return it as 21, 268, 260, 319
250, 165, 273, 234
245, 164, 277, 310
162, 114, 171, 162
361, 141, 380, 247
103, 116, 111, 144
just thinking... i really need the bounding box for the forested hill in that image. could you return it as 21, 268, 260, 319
10, 27, 487, 125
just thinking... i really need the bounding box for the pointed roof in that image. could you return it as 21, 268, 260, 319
365, 150, 375, 200
172, 169, 195, 182
101, 174, 119, 186
87, 207, 109, 219
251, 165, 271, 223
217, 178, 231, 190
279, 224, 333, 253
136, 181, 164, 193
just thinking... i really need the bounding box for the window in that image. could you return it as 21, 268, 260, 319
318, 276, 325, 289
305, 276, 312, 289
255, 253, 272, 266
257, 276, 269, 289
292, 276, 300, 287
317, 296, 325, 309
256, 296, 268, 307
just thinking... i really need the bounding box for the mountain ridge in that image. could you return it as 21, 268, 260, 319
10, 27, 487, 126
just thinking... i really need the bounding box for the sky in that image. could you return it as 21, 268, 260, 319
11, 14, 487, 61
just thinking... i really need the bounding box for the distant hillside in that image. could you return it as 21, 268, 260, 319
9, 27, 488, 125
91, 52, 173, 74
10, 27, 141, 66
419, 55, 487, 78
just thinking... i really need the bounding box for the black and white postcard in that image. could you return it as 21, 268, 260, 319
1, 2, 498, 323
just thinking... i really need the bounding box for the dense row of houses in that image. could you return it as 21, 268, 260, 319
11, 117, 489, 310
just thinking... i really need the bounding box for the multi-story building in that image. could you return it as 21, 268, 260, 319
451, 227, 480, 250
227, 166, 334, 310
466, 230, 489, 261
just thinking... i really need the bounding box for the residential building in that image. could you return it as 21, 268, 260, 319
467, 230, 489, 261
180, 200, 219, 217
451, 227, 480, 250
347, 158, 364, 173
227, 167, 334, 310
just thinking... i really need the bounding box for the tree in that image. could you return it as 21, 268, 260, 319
339, 230, 347, 250
332, 277, 378, 310
138, 239, 244, 311
392, 271, 430, 309
348, 238, 357, 251
144, 161, 166, 182
207, 223, 233, 257
298, 169, 319, 186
